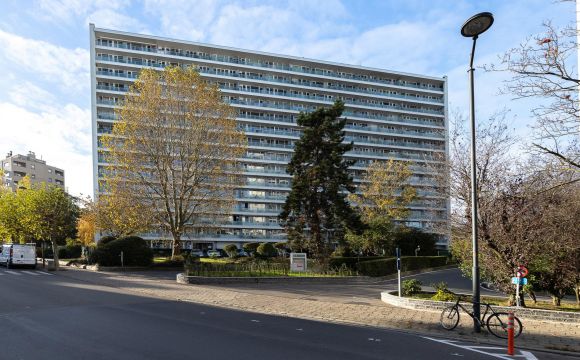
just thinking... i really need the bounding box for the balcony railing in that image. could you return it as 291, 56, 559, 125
95, 74, 445, 127
95, 42, 445, 93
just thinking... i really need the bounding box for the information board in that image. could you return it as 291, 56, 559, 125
290, 253, 307, 272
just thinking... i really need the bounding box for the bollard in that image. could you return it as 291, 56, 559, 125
507, 311, 514, 355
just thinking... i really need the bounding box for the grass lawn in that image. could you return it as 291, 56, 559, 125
408, 292, 579, 312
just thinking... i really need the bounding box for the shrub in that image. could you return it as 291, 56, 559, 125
224, 244, 238, 258
394, 228, 438, 256
402, 279, 422, 296
357, 256, 448, 277
58, 244, 82, 259
431, 281, 455, 301
274, 242, 288, 256
243, 242, 260, 256
330, 246, 354, 257
97, 235, 117, 247
256, 242, 277, 258
90, 236, 153, 266
329, 256, 388, 271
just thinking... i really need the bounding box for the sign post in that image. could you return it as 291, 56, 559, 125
396, 247, 401, 297
513, 265, 528, 308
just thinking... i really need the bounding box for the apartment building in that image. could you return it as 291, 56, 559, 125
1, 151, 65, 191
90, 25, 450, 250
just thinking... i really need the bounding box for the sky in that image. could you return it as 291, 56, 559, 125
0, 0, 576, 198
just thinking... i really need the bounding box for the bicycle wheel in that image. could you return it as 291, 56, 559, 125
486, 313, 523, 338
440, 306, 460, 330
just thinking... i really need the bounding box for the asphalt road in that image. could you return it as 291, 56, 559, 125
0, 267, 553, 360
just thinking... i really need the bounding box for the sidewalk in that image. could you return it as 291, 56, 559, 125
58, 269, 580, 355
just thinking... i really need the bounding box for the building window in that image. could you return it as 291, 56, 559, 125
31, 174, 36, 179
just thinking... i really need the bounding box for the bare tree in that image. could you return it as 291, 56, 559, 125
449, 109, 518, 231
103, 66, 246, 258
485, 18, 579, 171
449, 110, 580, 305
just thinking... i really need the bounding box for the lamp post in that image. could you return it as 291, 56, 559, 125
460, 12, 494, 333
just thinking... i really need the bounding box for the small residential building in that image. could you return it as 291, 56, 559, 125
1, 151, 65, 191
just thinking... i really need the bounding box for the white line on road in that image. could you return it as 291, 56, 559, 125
4, 271, 22, 275
22, 271, 40, 276
35, 271, 54, 276
423, 337, 539, 359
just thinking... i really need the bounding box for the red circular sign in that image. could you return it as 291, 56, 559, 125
517, 265, 528, 277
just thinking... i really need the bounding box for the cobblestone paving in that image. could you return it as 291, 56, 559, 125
59, 269, 580, 354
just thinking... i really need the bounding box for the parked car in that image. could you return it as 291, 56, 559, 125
237, 249, 249, 257
207, 250, 221, 258
0, 243, 37, 268
189, 249, 206, 258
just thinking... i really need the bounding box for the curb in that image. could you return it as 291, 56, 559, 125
176, 273, 367, 285
381, 291, 580, 323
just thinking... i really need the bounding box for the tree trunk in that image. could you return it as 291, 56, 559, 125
552, 295, 561, 306
575, 284, 579, 305
171, 234, 182, 258
526, 289, 537, 304
52, 240, 59, 270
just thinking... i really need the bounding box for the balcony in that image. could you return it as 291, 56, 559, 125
95, 73, 445, 127
96, 41, 445, 93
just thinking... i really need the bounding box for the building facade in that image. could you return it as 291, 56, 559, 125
90, 25, 450, 250
1, 151, 65, 191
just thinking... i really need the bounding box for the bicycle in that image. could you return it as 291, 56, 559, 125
440, 296, 523, 338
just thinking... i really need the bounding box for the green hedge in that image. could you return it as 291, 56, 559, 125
357, 256, 448, 277
90, 236, 153, 266
329, 256, 389, 270
58, 245, 82, 259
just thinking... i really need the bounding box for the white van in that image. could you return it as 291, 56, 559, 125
0, 244, 37, 268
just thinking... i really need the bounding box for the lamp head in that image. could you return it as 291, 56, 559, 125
461, 12, 494, 38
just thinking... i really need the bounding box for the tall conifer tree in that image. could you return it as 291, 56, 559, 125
280, 100, 361, 259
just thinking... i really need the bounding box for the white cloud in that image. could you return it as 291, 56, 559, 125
0, 29, 89, 94
0, 101, 92, 197
86, 8, 148, 33
144, 0, 222, 41
34, 0, 130, 25
8, 81, 57, 111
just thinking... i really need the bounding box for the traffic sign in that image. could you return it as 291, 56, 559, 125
511, 277, 528, 285
517, 265, 528, 277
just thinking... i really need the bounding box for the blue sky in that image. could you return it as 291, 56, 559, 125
0, 0, 576, 197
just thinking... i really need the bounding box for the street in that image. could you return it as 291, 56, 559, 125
0, 268, 556, 360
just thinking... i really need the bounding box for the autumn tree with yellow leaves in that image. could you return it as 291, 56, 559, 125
345, 160, 417, 255
102, 66, 246, 258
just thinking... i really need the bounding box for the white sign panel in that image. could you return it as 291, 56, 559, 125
290, 253, 307, 272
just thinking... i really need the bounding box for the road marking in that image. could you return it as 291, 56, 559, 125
251, 319, 260, 323
423, 337, 539, 359
35, 271, 54, 276
4, 270, 22, 275
22, 271, 40, 276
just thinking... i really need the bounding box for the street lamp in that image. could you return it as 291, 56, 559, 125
461, 12, 494, 333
